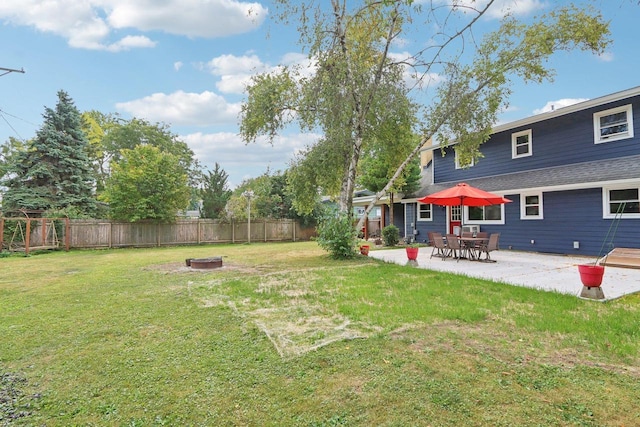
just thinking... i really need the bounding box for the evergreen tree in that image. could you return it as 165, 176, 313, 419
200, 163, 232, 219
2, 90, 96, 216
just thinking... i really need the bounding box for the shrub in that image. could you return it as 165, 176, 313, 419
315, 212, 358, 259
382, 224, 400, 247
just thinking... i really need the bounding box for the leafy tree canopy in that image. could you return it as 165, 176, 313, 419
100, 145, 190, 222
226, 169, 323, 224
81, 114, 200, 193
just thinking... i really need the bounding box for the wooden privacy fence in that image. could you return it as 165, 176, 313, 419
66, 219, 316, 249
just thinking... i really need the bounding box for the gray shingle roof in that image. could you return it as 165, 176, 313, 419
416, 154, 640, 198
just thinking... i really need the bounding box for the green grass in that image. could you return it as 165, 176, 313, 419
1, 242, 639, 426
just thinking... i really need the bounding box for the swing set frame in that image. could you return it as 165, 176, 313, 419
0, 210, 70, 255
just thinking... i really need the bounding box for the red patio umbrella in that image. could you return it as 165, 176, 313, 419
417, 182, 511, 207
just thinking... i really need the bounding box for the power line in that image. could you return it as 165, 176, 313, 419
0, 108, 38, 128
0, 110, 26, 141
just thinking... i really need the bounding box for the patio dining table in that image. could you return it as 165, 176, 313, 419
458, 236, 488, 261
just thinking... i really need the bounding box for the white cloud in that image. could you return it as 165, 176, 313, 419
533, 98, 588, 115
106, 35, 157, 52
0, 0, 267, 51
106, 0, 267, 38
182, 131, 320, 187
207, 53, 268, 94
115, 90, 241, 126
206, 52, 316, 95
174, 61, 184, 71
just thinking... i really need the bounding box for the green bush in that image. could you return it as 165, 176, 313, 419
315, 212, 358, 259
382, 224, 400, 247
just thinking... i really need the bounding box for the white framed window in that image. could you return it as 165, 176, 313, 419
418, 203, 433, 221
520, 192, 543, 219
466, 204, 505, 224
455, 150, 475, 169
602, 186, 640, 218
594, 104, 634, 144
512, 129, 532, 158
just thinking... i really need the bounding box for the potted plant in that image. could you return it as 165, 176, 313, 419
405, 243, 420, 261
578, 263, 605, 287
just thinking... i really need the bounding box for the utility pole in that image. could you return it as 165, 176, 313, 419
1, 66, 25, 77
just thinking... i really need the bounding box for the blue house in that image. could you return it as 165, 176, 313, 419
391, 86, 640, 256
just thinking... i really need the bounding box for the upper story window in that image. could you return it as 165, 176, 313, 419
418, 203, 432, 221
520, 192, 543, 219
594, 104, 634, 144
512, 129, 532, 158
603, 186, 640, 218
455, 150, 475, 169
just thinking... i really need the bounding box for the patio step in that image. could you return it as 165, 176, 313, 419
600, 248, 640, 269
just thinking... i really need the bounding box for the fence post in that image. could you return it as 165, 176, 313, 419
25, 218, 31, 255
65, 218, 70, 251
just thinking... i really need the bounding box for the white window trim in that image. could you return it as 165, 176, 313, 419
602, 185, 640, 219
464, 205, 505, 225
512, 129, 532, 159
520, 192, 543, 220
417, 203, 433, 222
593, 104, 634, 144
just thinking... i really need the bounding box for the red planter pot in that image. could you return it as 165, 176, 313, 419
406, 247, 419, 261
360, 245, 370, 256
578, 264, 604, 287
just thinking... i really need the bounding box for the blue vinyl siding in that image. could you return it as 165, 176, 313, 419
413, 203, 448, 244
435, 96, 640, 183
478, 188, 640, 256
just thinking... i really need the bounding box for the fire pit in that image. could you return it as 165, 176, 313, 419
186, 257, 223, 269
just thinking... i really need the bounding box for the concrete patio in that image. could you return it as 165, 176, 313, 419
368, 246, 640, 301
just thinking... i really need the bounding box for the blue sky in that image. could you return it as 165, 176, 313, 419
0, 0, 638, 188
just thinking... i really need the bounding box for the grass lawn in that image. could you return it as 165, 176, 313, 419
1, 242, 639, 426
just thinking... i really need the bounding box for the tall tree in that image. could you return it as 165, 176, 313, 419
200, 163, 232, 219
240, 1, 610, 230
81, 115, 200, 192
100, 145, 190, 222
104, 118, 198, 180
81, 110, 120, 194
1, 90, 96, 216
241, 0, 413, 217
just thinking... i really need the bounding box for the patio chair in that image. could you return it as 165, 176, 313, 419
472, 232, 489, 252
479, 233, 500, 262
430, 232, 450, 259
445, 233, 465, 262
